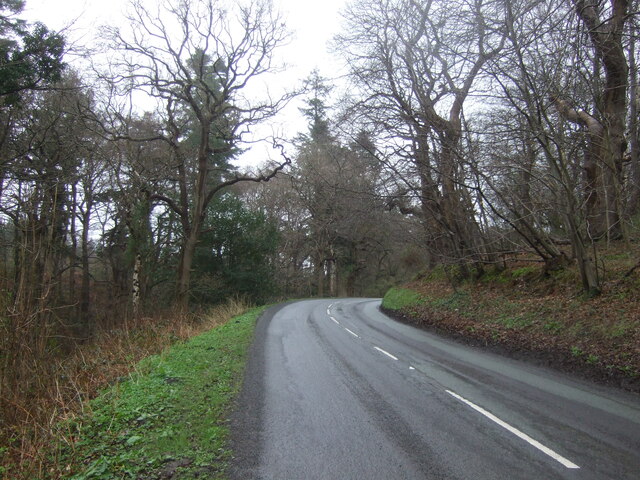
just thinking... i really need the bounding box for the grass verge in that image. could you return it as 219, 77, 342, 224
48, 306, 264, 480
381, 287, 425, 311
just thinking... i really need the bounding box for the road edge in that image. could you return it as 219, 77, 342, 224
380, 304, 640, 395
227, 302, 291, 479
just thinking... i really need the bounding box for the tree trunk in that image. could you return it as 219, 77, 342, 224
132, 252, 142, 318
566, 213, 600, 296
69, 182, 77, 306
572, 0, 629, 240
327, 249, 337, 297
176, 231, 198, 311
80, 200, 92, 337
315, 253, 325, 297
627, 25, 640, 216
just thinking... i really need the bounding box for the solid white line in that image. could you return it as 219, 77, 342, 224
374, 346, 398, 361
344, 327, 359, 338
330, 316, 340, 325
445, 390, 580, 469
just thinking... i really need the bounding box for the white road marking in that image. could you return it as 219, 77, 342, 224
409, 366, 415, 370
445, 390, 580, 469
344, 328, 359, 338
374, 346, 398, 361
330, 316, 340, 325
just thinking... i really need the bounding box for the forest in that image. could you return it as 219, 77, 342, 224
1, 0, 639, 476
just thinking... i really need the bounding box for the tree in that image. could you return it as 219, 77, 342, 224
0, 0, 65, 100
336, 0, 506, 276
477, 0, 630, 295
192, 192, 279, 304
552, 0, 630, 242
252, 71, 417, 298
103, 0, 292, 310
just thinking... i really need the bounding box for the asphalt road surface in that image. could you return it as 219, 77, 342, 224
230, 299, 640, 479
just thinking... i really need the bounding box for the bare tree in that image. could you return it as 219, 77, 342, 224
553, 0, 630, 241
478, 0, 602, 293
336, 0, 506, 276
627, 9, 640, 216
102, 0, 293, 309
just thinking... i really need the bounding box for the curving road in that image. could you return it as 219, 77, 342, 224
230, 299, 640, 479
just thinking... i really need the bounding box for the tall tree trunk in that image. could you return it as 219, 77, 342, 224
132, 252, 142, 318
627, 22, 640, 216
80, 199, 92, 337
566, 213, 600, 296
572, 0, 629, 240
315, 253, 325, 297
327, 248, 337, 297
176, 231, 198, 311
69, 183, 77, 307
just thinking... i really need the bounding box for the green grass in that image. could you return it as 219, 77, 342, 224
429, 291, 471, 311
490, 313, 533, 329
511, 266, 537, 279
57, 306, 264, 480
479, 269, 510, 284
381, 287, 424, 310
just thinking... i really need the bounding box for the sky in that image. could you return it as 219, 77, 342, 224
23, 0, 350, 166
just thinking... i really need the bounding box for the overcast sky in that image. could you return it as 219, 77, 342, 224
23, 0, 349, 166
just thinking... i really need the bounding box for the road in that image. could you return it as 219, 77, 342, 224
229, 299, 640, 479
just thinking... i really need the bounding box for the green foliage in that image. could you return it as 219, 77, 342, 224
543, 320, 563, 333
609, 321, 633, 338
0, 445, 7, 475
416, 266, 447, 282
586, 354, 600, 365
299, 69, 332, 141
616, 365, 638, 377
192, 194, 279, 304
511, 266, 537, 279
491, 314, 533, 329
0, 0, 65, 100
570, 346, 584, 357
429, 291, 470, 310
58, 307, 264, 480
381, 287, 424, 310
479, 268, 510, 284
124, 199, 152, 263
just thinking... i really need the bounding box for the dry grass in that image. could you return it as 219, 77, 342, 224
0, 297, 251, 479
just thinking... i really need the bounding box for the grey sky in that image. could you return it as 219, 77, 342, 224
24, 0, 349, 166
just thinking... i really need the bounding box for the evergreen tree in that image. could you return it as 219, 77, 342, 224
299, 69, 333, 143
0, 0, 65, 101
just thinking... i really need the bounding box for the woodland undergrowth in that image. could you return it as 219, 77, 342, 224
0, 298, 250, 480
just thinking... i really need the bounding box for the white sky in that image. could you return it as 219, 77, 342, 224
23, 0, 349, 167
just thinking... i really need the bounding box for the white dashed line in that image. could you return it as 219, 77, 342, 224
446, 390, 580, 469
344, 328, 359, 338
330, 316, 340, 325
373, 346, 398, 361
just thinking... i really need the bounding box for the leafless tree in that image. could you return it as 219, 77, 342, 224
336, 0, 506, 276
552, 0, 630, 242
101, 0, 293, 309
